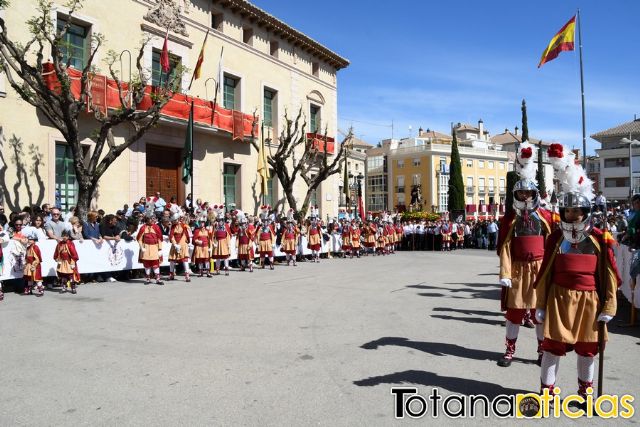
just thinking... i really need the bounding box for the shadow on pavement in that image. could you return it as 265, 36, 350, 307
430, 314, 504, 326
353, 369, 527, 399
432, 307, 502, 317
360, 337, 502, 361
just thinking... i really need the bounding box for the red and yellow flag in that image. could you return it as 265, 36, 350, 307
538, 15, 576, 68
193, 31, 209, 80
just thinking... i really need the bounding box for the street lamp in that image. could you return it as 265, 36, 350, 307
621, 137, 640, 198
356, 172, 363, 219
348, 172, 364, 218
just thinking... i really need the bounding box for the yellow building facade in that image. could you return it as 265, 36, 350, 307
0, 0, 348, 216
387, 126, 509, 215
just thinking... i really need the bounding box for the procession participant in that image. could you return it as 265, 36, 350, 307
535, 150, 620, 401
456, 221, 465, 249
211, 206, 232, 276
306, 206, 323, 263
256, 206, 276, 269
385, 217, 395, 254
376, 219, 387, 255
395, 220, 404, 252
281, 210, 300, 266
441, 221, 452, 252
168, 213, 191, 282
350, 219, 362, 258
341, 217, 352, 258
136, 211, 164, 285
23, 233, 44, 296
54, 229, 80, 294
363, 215, 377, 256
496, 142, 552, 367
236, 212, 254, 272
192, 220, 212, 277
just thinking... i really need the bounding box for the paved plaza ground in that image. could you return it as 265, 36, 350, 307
1, 250, 638, 425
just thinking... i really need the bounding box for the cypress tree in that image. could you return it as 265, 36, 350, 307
447, 129, 465, 212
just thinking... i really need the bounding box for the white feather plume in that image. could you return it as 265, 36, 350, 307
516, 141, 538, 182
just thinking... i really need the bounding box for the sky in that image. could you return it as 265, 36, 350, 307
251, 0, 639, 155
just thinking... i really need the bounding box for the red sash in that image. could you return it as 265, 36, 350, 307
260, 232, 272, 241
285, 232, 296, 239
511, 235, 544, 262
238, 235, 250, 244
310, 228, 319, 235
553, 254, 597, 291
143, 232, 159, 245
215, 230, 227, 239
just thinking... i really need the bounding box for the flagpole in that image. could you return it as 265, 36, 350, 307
261, 121, 266, 206
190, 101, 194, 208
188, 29, 209, 91
577, 9, 587, 167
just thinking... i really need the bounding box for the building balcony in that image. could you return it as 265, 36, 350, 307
478, 187, 486, 195
466, 186, 475, 194
488, 187, 495, 195
396, 186, 405, 193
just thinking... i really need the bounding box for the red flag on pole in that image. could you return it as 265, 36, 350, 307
160, 29, 170, 73
358, 195, 365, 220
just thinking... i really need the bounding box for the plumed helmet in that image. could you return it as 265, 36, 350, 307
513, 178, 540, 214
559, 191, 592, 244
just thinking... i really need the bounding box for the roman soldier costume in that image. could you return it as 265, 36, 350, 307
54, 231, 80, 294
137, 211, 164, 285
23, 233, 44, 296
307, 206, 322, 263
256, 205, 276, 270
350, 220, 362, 258
211, 205, 232, 276
168, 214, 191, 282
363, 217, 377, 255
282, 209, 299, 266
236, 212, 255, 272
496, 142, 551, 367
341, 219, 352, 257
192, 221, 212, 277
534, 144, 620, 400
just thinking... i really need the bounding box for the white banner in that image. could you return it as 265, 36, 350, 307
0, 235, 331, 280
614, 243, 640, 309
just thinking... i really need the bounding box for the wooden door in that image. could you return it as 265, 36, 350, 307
146, 145, 183, 204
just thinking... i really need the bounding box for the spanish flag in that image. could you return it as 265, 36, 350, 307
538, 15, 576, 68
193, 30, 209, 81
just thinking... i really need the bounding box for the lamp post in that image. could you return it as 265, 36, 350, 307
621, 137, 640, 199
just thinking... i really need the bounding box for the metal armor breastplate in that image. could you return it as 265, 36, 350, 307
514, 212, 542, 236
559, 236, 596, 255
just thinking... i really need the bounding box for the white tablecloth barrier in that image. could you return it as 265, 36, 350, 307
0, 236, 330, 280
614, 244, 640, 309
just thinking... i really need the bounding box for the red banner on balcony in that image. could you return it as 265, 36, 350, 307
42, 63, 256, 139
306, 132, 335, 154
465, 203, 477, 213
87, 74, 108, 115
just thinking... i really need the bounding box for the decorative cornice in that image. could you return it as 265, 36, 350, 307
143, 0, 189, 36
213, 0, 349, 70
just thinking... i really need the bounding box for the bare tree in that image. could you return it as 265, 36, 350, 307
0, 0, 185, 219
250, 108, 352, 220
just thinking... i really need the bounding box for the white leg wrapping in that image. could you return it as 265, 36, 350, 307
144, 268, 151, 276
224, 259, 229, 269
535, 323, 544, 341
577, 355, 595, 382
183, 262, 190, 273
540, 352, 560, 385
215, 260, 221, 270
169, 262, 176, 273
153, 267, 160, 276
505, 320, 520, 340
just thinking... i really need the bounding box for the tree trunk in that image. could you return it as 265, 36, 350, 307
75, 181, 96, 222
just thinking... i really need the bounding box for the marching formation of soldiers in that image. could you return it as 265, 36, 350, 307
496, 142, 620, 411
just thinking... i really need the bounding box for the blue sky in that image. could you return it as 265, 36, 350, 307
252, 0, 639, 154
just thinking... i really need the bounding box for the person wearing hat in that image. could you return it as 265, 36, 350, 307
236, 213, 255, 272
306, 207, 322, 263
168, 213, 191, 282
256, 206, 276, 269
137, 212, 164, 285
340, 219, 352, 259
350, 219, 362, 258
281, 210, 300, 266
54, 229, 80, 294
211, 206, 232, 276
534, 149, 620, 404
192, 220, 212, 277
362, 218, 377, 256
496, 142, 553, 368
23, 232, 44, 296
